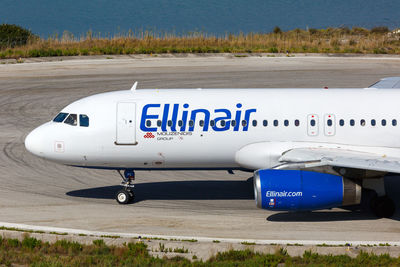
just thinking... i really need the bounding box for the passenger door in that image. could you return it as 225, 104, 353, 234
116, 102, 137, 145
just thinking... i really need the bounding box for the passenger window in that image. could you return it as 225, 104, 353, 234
231, 120, 236, 127
157, 120, 162, 127
263, 120, 268, 127
274, 120, 278, 127
350, 119, 355, 126
393, 119, 397, 126
53, 112, 68, 123
382, 119, 387, 126
146, 120, 151, 127
327, 119, 332, 126
252, 120, 257, 127
221, 120, 226, 127
339, 119, 344, 126
79, 114, 89, 127
167, 120, 172, 127
210, 120, 215, 127
310, 119, 315, 127
284, 120, 289, 126
295, 119, 300, 126
360, 119, 365, 126
242, 120, 247, 127
64, 114, 77, 126
178, 120, 183, 127
199, 120, 204, 127
189, 120, 194, 127
371, 119, 376, 126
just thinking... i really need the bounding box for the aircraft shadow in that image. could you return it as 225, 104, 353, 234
267, 199, 400, 222
66, 176, 400, 221
266, 210, 380, 222
66, 178, 254, 202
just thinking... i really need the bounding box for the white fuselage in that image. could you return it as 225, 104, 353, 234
24, 88, 400, 170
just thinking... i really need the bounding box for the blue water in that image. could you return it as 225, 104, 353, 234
2, 0, 400, 38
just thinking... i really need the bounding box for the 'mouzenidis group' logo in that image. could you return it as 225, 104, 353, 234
144, 132, 155, 138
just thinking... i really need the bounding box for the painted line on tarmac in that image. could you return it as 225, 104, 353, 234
0, 221, 398, 246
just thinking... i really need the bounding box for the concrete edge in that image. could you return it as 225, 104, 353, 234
1, 222, 398, 246
2, 53, 400, 65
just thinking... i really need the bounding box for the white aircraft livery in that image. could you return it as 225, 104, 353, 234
25, 77, 400, 218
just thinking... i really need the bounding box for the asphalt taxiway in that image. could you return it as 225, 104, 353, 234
1, 54, 400, 243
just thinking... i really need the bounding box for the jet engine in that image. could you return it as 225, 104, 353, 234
254, 169, 361, 211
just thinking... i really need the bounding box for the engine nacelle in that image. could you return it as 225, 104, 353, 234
254, 169, 361, 211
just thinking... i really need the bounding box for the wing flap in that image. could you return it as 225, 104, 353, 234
279, 147, 400, 173
368, 77, 400, 89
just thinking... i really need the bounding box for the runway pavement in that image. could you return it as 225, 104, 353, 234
1, 54, 400, 242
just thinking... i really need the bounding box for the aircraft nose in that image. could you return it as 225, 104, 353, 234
25, 127, 46, 157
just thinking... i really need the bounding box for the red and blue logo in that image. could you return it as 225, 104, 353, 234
268, 198, 276, 208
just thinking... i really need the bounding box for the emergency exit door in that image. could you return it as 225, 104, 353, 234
116, 102, 137, 145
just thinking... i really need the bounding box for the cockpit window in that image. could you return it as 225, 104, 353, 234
53, 112, 68, 123
64, 114, 77, 126
79, 114, 89, 127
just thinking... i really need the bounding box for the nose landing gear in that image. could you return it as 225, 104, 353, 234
116, 169, 135, 204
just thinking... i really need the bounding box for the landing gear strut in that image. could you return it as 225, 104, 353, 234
363, 178, 396, 218
116, 169, 135, 204
370, 195, 395, 218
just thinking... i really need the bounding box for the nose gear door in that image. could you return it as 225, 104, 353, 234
116, 102, 137, 145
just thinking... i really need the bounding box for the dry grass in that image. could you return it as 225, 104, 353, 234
1, 27, 400, 59
0, 235, 399, 266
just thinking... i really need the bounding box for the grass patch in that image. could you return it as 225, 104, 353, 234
181, 239, 197, 243
173, 247, 189, 253
49, 231, 68, 235
100, 235, 120, 239
140, 236, 167, 241
93, 239, 105, 246
0, 26, 398, 59
241, 241, 256, 245
156, 243, 188, 254
21, 237, 42, 250
0, 236, 399, 266
0, 226, 44, 234
158, 242, 165, 252
317, 243, 348, 247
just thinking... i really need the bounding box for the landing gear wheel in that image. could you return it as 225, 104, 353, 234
370, 196, 395, 218
116, 189, 134, 204
116, 169, 136, 205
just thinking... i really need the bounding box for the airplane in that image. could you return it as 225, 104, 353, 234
24, 77, 400, 218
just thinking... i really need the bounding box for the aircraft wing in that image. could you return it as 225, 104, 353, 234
278, 147, 400, 174
368, 77, 400, 89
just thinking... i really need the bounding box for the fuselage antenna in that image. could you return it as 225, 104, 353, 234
130, 81, 138, 91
